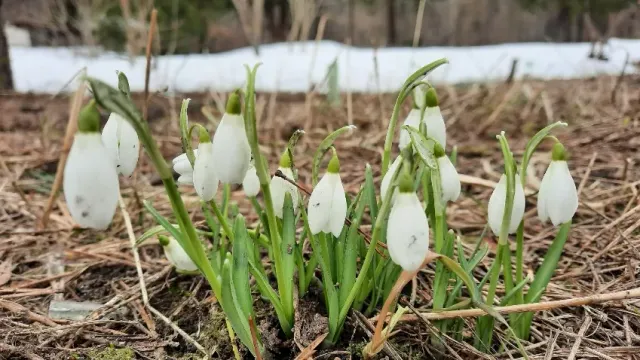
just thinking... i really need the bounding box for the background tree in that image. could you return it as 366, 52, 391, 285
0, 0, 14, 90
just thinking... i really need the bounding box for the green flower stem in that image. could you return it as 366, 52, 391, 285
475, 244, 503, 351
208, 200, 234, 243
381, 59, 448, 174
513, 221, 525, 335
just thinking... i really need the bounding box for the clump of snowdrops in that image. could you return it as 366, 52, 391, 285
63, 60, 577, 358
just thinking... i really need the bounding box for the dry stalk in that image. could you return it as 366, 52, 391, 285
40, 79, 86, 230
412, 0, 426, 47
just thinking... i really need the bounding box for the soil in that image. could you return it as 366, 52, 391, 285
1, 75, 640, 359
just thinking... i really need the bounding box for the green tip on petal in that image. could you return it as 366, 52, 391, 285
279, 149, 292, 168
433, 141, 445, 158
398, 162, 413, 193
425, 87, 439, 107
77, 100, 100, 133
158, 235, 170, 246
327, 152, 340, 173
117, 71, 130, 98
226, 90, 242, 115
551, 142, 567, 161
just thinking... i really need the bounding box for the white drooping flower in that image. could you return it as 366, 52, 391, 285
242, 164, 260, 197
193, 141, 219, 201
435, 145, 461, 203
424, 106, 447, 149
399, 109, 422, 151
270, 152, 299, 218
159, 235, 198, 274
308, 154, 347, 237
172, 149, 199, 186
101, 112, 140, 177
211, 93, 251, 184
487, 173, 526, 235
63, 102, 120, 230
386, 169, 430, 272
381, 155, 403, 201
538, 143, 578, 226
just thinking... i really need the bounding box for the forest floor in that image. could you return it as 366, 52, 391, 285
1, 75, 640, 359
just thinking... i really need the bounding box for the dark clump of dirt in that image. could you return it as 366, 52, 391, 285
72, 265, 138, 301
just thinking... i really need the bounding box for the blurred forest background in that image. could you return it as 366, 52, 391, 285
1, 0, 639, 57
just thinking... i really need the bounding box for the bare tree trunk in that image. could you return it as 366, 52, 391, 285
0, 0, 14, 90
387, 0, 396, 45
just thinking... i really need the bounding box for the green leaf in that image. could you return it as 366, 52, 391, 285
435, 254, 479, 302
500, 277, 529, 306
286, 129, 305, 177
404, 126, 438, 169
248, 261, 292, 337
312, 125, 357, 185
142, 200, 192, 256
472, 300, 530, 360
232, 215, 255, 320
221, 257, 258, 356
280, 193, 296, 323
364, 164, 378, 222
339, 187, 366, 306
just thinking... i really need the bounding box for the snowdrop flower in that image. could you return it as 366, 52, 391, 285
101, 112, 139, 177
381, 155, 403, 201
63, 101, 119, 230
192, 129, 219, 201
270, 151, 299, 218
211, 92, 251, 184
242, 164, 260, 197
172, 149, 199, 186
399, 108, 422, 151
435, 144, 461, 203
487, 173, 526, 235
386, 166, 430, 271
423, 88, 447, 149
413, 83, 427, 109
308, 153, 347, 237
159, 235, 198, 274
538, 142, 578, 226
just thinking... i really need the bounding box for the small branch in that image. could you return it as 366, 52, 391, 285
143, 9, 158, 122
40, 79, 86, 229
392, 287, 640, 322
248, 316, 262, 360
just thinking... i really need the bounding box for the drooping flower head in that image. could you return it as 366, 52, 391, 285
192, 127, 219, 201
386, 163, 430, 271
434, 143, 461, 203
308, 151, 347, 237
63, 101, 120, 230
212, 91, 251, 184
399, 87, 447, 152
487, 171, 526, 235
270, 150, 299, 219
158, 235, 198, 274
101, 112, 139, 177
101, 71, 140, 177
538, 142, 578, 226
172, 149, 199, 186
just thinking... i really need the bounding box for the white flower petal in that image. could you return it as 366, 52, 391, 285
172, 149, 199, 165
193, 143, 219, 201
438, 156, 461, 202
537, 163, 553, 223
177, 174, 193, 185
212, 113, 251, 184
544, 161, 578, 226
308, 173, 334, 235
487, 174, 525, 235
101, 113, 139, 177
381, 155, 403, 201
173, 158, 193, 175
387, 192, 430, 271
242, 166, 261, 197
424, 106, 446, 149
399, 109, 422, 151
163, 236, 198, 273
63, 133, 120, 230
270, 167, 299, 218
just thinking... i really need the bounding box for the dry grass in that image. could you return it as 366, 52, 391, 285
0, 74, 639, 359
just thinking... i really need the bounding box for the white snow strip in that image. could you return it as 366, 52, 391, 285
9, 39, 640, 94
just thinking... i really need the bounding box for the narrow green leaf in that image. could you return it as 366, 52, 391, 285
286, 129, 305, 177
143, 200, 190, 255
364, 164, 378, 222
339, 187, 367, 306
436, 254, 479, 302
472, 300, 530, 360
232, 216, 254, 320
248, 261, 292, 336
221, 257, 258, 356
500, 277, 529, 306
312, 125, 357, 185
179, 99, 195, 166
520, 121, 567, 185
